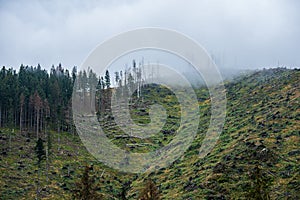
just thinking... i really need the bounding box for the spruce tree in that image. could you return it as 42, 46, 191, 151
73, 165, 103, 200
35, 138, 45, 200
105, 70, 111, 89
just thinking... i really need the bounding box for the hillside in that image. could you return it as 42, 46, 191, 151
0, 68, 299, 199
127, 68, 299, 199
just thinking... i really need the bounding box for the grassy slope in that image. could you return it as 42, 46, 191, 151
0, 68, 299, 199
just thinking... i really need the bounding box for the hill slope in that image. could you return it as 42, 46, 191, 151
0, 68, 299, 199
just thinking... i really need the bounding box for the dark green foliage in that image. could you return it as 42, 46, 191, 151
105, 70, 111, 89
0, 64, 74, 132
246, 165, 271, 200
35, 138, 45, 165
119, 181, 132, 200
34, 137, 45, 199
73, 165, 103, 200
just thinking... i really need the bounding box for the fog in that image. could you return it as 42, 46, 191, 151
0, 0, 299, 70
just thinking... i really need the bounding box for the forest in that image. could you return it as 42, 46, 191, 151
0, 62, 166, 199
0, 60, 148, 133
0, 64, 74, 133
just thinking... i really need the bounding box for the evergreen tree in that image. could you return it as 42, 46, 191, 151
101, 76, 105, 90
35, 138, 45, 200
115, 71, 120, 86
35, 138, 45, 166
119, 181, 131, 200
72, 66, 77, 84
105, 70, 111, 89
73, 165, 103, 200
247, 165, 271, 200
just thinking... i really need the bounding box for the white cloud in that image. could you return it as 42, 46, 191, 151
0, 0, 299, 69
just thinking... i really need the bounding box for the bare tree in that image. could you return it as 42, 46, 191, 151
19, 93, 25, 133
34, 91, 43, 139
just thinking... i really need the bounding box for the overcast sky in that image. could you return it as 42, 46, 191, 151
0, 0, 299, 70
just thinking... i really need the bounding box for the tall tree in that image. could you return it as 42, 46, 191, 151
34, 91, 43, 139
88, 68, 98, 111
73, 165, 103, 200
105, 70, 111, 89
35, 138, 45, 200
114, 71, 120, 87
19, 93, 25, 133
72, 66, 77, 85
44, 99, 51, 185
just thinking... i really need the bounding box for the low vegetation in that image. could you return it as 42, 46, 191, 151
0, 67, 299, 199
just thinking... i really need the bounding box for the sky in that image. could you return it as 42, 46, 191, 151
0, 0, 299, 71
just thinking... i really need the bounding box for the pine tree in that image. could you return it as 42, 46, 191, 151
115, 71, 120, 86
35, 138, 45, 200
72, 66, 77, 84
73, 165, 103, 200
105, 70, 111, 89
247, 165, 271, 200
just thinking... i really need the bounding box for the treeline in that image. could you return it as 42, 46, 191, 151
0, 64, 75, 136
74, 59, 147, 115
0, 62, 162, 199
0, 59, 147, 133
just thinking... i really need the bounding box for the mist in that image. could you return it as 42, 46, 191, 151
0, 0, 299, 70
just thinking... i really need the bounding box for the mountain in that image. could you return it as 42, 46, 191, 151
0, 67, 299, 199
